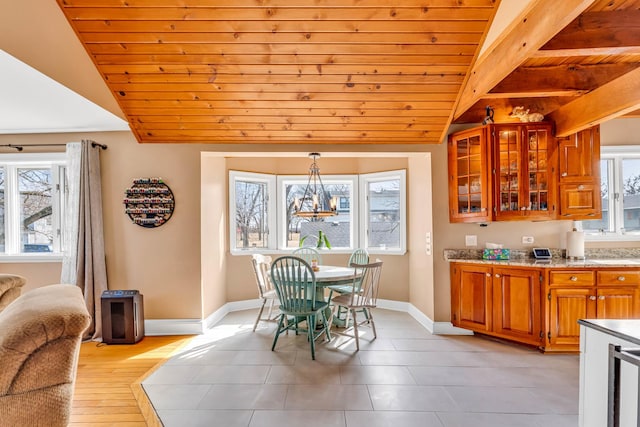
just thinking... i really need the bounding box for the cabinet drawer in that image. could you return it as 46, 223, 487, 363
597, 271, 640, 285
550, 271, 595, 286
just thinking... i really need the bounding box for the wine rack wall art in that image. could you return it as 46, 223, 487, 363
123, 178, 175, 228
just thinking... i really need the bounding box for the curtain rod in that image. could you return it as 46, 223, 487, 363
0, 141, 107, 152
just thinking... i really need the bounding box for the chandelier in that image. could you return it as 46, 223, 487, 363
293, 153, 337, 219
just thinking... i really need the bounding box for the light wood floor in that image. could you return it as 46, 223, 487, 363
70, 335, 194, 427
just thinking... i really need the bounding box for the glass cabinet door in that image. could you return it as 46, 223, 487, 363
496, 127, 521, 217
526, 127, 550, 213
448, 128, 489, 222
494, 124, 554, 220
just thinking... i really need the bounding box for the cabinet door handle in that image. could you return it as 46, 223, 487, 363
570, 276, 578, 282
618, 276, 626, 281
561, 172, 568, 177
589, 296, 597, 301
486, 273, 491, 277
599, 296, 605, 300
495, 274, 501, 278
578, 185, 584, 190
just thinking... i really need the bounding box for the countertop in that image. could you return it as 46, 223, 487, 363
446, 258, 640, 268
578, 319, 640, 346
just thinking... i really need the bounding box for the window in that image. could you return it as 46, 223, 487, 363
584, 146, 640, 240
228, 171, 276, 251
229, 169, 406, 254
0, 153, 67, 256
360, 170, 406, 252
278, 175, 357, 250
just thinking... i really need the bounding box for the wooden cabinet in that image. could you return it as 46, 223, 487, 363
450, 263, 492, 331
545, 269, 640, 352
451, 263, 640, 352
448, 122, 603, 223
492, 267, 543, 346
450, 262, 543, 346
493, 123, 557, 221
448, 127, 491, 223
448, 122, 556, 223
558, 125, 601, 219
547, 271, 596, 350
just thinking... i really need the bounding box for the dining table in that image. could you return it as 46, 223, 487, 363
311, 264, 358, 328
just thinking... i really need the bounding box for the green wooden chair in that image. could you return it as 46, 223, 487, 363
330, 260, 383, 350
270, 256, 331, 360
327, 248, 369, 321
292, 247, 321, 266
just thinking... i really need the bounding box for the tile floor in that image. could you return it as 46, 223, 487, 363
143, 309, 579, 427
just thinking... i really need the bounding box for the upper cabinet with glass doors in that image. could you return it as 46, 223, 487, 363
493, 123, 556, 221
448, 127, 491, 223
448, 122, 557, 223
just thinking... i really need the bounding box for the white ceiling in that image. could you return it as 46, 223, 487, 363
0, 50, 129, 134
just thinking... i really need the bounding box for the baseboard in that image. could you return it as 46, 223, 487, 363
143, 299, 264, 336
144, 298, 472, 336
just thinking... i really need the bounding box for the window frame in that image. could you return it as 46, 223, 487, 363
228, 170, 277, 254
584, 145, 640, 242
0, 152, 67, 261
360, 169, 407, 255
229, 169, 407, 255
276, 174, 358, 251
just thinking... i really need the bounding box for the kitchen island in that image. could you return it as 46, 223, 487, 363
578, 319, 640, 427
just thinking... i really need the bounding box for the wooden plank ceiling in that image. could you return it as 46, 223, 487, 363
55, 0, 640, 144
55, 0, 498, 144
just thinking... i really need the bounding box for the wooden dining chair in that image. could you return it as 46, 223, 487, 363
270, 256, 331, 360
330, 259, 383, 351
250, 254, 280, 332
292, 247, 321, 265
327, 248, 369, 320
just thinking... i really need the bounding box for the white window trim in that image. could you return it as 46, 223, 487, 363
0, 152, 67, 260
228, 170, 277, 254
585, 145, 640, 242
277, 174, 358, 252
229, 169, 407, 255
360, 169, 407, 255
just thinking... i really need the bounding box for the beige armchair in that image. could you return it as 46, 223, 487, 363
0, 274, 27, 312
0, 284, 91, 427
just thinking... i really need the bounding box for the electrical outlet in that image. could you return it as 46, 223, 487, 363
522, 236, 534, 244
465, 235, 477, 247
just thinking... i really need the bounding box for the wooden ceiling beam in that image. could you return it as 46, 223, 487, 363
533, 46, 640, 58
490, 63, 640, 94
550, 66, 640, 137
541, 10, 640, 51
454, 0, 597, 119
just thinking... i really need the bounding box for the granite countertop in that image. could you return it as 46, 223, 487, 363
578, 319, 640, 346
444, 248, 640, 268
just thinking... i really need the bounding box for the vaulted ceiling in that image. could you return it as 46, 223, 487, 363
55, 0, 640, 145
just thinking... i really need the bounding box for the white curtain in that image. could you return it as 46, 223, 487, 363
61, 140, 108, 341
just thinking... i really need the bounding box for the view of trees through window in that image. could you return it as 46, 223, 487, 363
0, 167, 54, 253
234, 179, 269, 249
19, 168, 53, 252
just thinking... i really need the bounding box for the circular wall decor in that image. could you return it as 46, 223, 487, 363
123, 178, 175, 228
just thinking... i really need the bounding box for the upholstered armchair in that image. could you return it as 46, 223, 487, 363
0, 284, 91, 427
0, 274, 27, 312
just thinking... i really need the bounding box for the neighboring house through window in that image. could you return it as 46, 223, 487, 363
583, 146, 640, 240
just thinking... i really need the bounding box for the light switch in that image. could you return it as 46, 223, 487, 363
465, 235, 477, 247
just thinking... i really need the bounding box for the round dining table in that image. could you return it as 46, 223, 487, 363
311, 265, 358, 328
